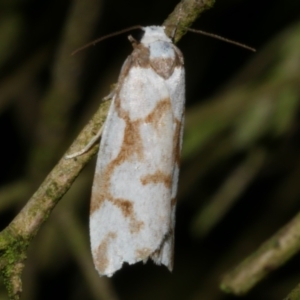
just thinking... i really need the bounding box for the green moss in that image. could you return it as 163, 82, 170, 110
220, 283, 231, 293
45, 182, 59, 198
0, 229, 29, 299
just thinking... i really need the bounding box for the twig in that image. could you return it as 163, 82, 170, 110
163, 0, 215, 42
0, 47, 50, 114
283, 282, 300, 300
191, 148, 265, 237
30, 0, 104, 176
0, 100, 110, 299
221, 211, 300, 295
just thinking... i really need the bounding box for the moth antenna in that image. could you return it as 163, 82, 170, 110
71, 25, 142, 55
187, 28, 256, 52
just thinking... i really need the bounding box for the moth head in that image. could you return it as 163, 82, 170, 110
141, 26, 172, 44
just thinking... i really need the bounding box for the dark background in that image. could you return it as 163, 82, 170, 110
1, 0, 300, 299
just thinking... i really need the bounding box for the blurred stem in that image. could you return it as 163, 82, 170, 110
191, 148, 266, 237
0, 181, 29, 212
221, 211, 300, 295
57, 205, 119, 300
283, 282, 300, 300
0, 46, 50, 114
29, 0, 104, 178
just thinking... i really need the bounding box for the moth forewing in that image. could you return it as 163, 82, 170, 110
89, 26, 185, 276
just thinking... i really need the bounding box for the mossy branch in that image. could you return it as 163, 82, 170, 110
0, 100, 110, 299
163, 0, 215, 42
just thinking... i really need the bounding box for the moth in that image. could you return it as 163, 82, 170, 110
90, 26, 185, 276
68, 25, 185, 276
68, 20, 257, 277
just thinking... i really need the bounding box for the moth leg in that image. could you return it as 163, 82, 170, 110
103, 84, 117, 102
65, 125, 104, 159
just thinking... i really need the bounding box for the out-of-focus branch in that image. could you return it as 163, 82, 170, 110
283, 282, 300, 300
0, 47, 50, 114
0, 100, 110, 299
0, 181, 29, 212
29, 0, 104, 178
191, 148, 266, 237
221, 211, 300, 295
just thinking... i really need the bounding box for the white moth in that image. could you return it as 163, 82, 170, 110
89, 25, 185, 276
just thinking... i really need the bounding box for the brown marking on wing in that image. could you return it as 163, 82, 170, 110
120, 117, 144, 161
167, 118, 184, 210
150, 227, 174, 269
140, 170, 172, 189
144, 98, 171, 131
135, 248, 152, 260
94, 232, 117, 274
90, 172, 109, 213
150, 47, 184, 79
91, 84, 145, 232
114, 198, 133, 217
150, 57, 176, 79
171, 197, 176, 207
130, 39, 184, 79
90, 40, 184, 235
173, 118, 182, 166
131, 43, 151, 68
112, 198, 144, 233
91, 90, 145, 217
